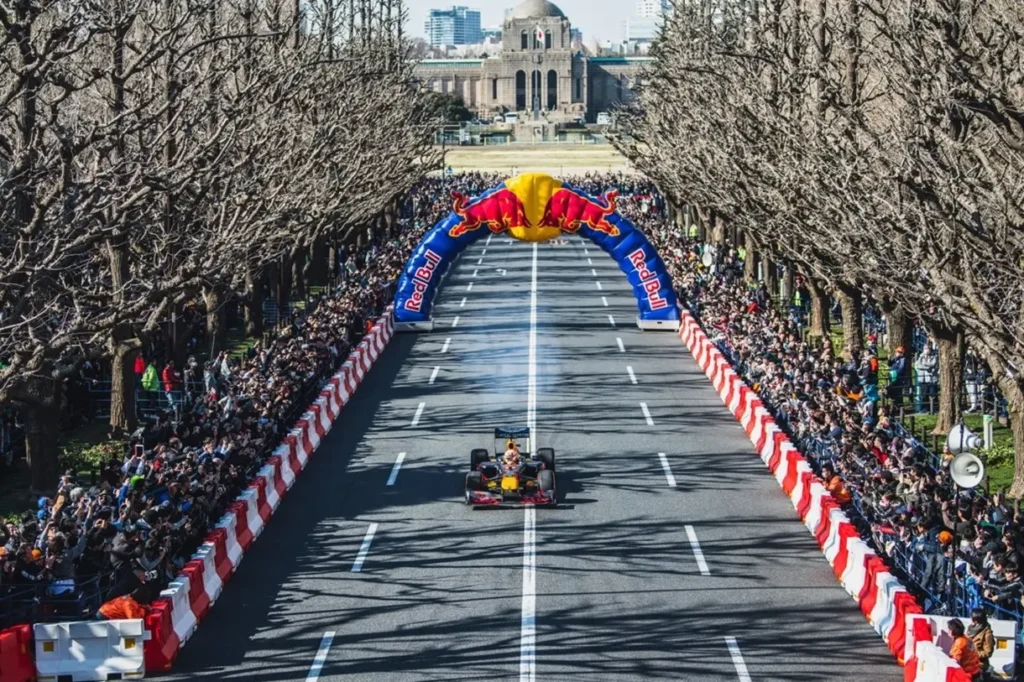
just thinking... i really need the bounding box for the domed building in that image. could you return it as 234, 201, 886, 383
413, 0, 651, 126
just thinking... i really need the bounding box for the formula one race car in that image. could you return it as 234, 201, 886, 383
465, 427, 557, 508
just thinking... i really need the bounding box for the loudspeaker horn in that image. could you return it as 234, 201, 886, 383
949, 452, 985, 490
947, 424, 983, 455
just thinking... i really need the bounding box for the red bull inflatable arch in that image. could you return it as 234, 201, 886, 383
393, 173, 681, 331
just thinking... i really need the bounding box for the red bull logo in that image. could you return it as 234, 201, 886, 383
628, 248, 670, 311
448, 189, 527, 238
540, 189, 621, 237
403, 249, 442, 312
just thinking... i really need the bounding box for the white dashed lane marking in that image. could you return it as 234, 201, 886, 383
591, 268, 598, 277
411, 402, 425, 426
616, 337, 625, 352
725, 637, 752, 681
595, 281, 603, 290
601, 296, 609, 307
441, 338, 451, 354
467, 282, 474, 291
472, 269, 478, 277
658, 453, 677, 487
627, 366, 637, 384
686, 525, 711, 576
607, 315, 616, 327
460, 297, 467, 307
386, 452, 407, 486
640, 402, 654, 426
428, 366, 440, 385
351, 523, 379, 573
452, 316, 460, 329
305, 632, 335, 682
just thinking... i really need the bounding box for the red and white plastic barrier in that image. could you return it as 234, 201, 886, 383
677, 310, 934, 667
142, 308, 395, 672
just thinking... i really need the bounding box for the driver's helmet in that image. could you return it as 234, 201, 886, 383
502, 449, 521, 468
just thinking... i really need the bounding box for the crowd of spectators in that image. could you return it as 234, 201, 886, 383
0, 177, 482, 625
632, 222, 1024, 628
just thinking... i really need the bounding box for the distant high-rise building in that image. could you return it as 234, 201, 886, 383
425, 6, 483, 46
636, 0, 670, 18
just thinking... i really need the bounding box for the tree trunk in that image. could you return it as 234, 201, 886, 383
204, 285, 225, 356
291, 245, 307, 300
278, 252, 293, 308
883, 302, 914, 364
836, 282, 864, 359
763, 250, 778, 298
109, 333, 138, 434
711, 212, 726, 244
743, 230, 757, 280
20, 378, 60, 494
1000, 380, 1024, 498
245, 265, 265, 338
781, 262, 794, 306
806, 276, 831, 338
932, 324, 964, 436
308, 236, 328, 288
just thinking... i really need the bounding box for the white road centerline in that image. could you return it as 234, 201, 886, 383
452, 315, 460, 329
306, 631, 335, 682
486, 233, 493, 245
685, 525, 711, 576
441, 338, 451, 354
595, 281, 603, 290
482, 248, 487, 255
386, 452, 407, 486
587, 257, 593, 265
591, 268, 598, 277
351, 523, 378, 573
521, 506, 537, 682
640, 402, 654, 426
428, 366, 440, 385
608, 314, 616, 327
476, 257, 484, 265
616, 337, 625, 352
460, 297, 467, 307
467, 281, 474, 291
724, 637, 752, 681
584, 248, 590, 255
627, 366, 637, 384
472, 269, 478, 277
601, 296, 609, 307
657, 453, 677, 487
521, 241, 539, 682
411, 402, 425, 426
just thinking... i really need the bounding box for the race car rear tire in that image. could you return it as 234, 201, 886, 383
466, 471, 484, 492
538, 469, 555, 493
470, 449, 490, 470
535, 448, 555, 472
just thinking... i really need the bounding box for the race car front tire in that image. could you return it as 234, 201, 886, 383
538, 469, 555, 492
535, 448, 555, 472
470, 449, 490, 470
466, 471, 485, 492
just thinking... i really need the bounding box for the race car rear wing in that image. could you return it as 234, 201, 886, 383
494, 427, 530, 439
494, 426, 531, 455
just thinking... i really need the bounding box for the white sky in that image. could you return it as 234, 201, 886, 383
403, 0, 632, 44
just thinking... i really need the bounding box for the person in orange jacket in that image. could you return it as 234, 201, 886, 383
948, 618, 983, 680
820, 463, 852, 505
96, 587, 150, 621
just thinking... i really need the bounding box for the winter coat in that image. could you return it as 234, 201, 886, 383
141, 365, 159, 392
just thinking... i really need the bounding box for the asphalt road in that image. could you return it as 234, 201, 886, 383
167, 234, 902, 682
